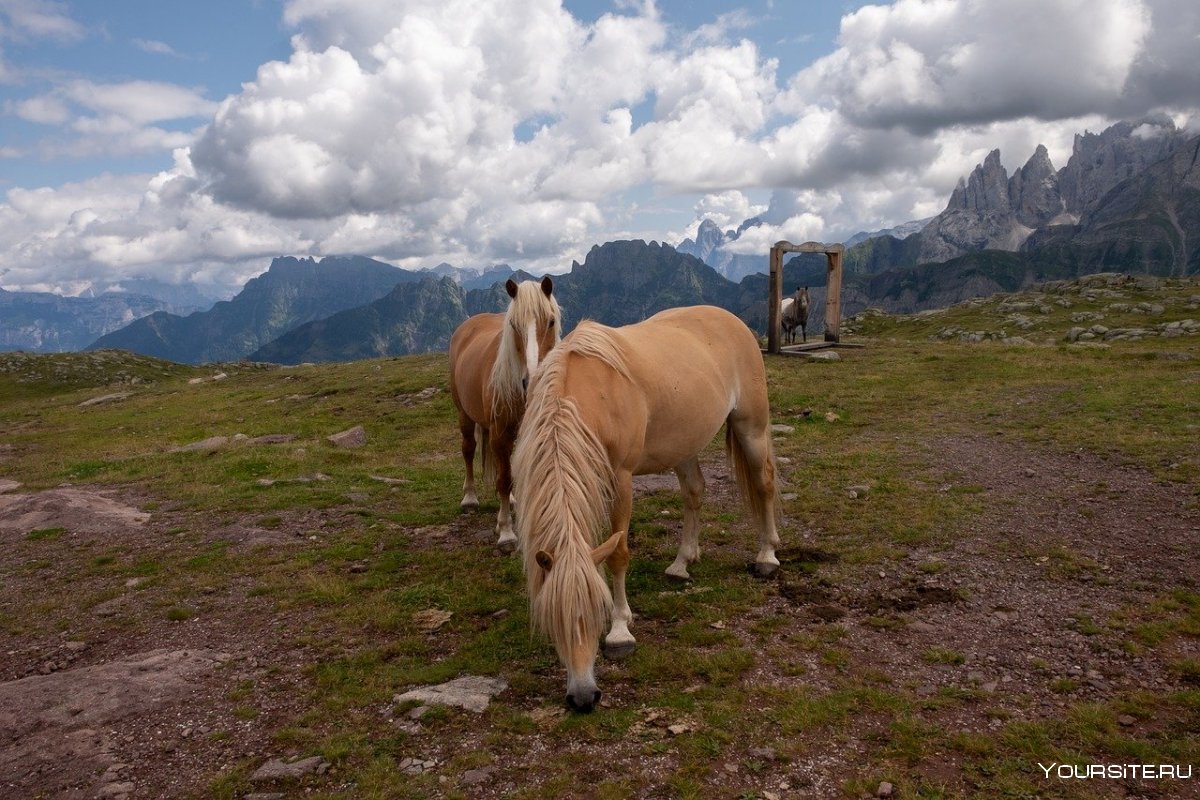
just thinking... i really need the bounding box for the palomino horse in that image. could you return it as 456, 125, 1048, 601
781, 286, 810, 344
448, 276, 561, 552
512, 305, 780, 711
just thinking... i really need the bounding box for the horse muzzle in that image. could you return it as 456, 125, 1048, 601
565, 687, 601, 713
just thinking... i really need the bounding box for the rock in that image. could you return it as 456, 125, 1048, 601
770, 424, 794, 434
394, 675, 507, 713
187, 377, 205, 385
92, 597, 125, 617
1117, 714, 1136, 727
327, 426, 366, 448
0, 479, 21, 493
398, 757, 439, 775
246, 434, 297, 445
803, 350, 840, 361
169, 436, 229, 453
877, 781, 895, 798
79, 393, 130, 408
748, 746, 777, 761
846, 484, 870, 497
250, 756, 329, 783
369, 474, 410, 485
347, 561, 368, 574
96, 782, 135, 797
460, 766, 497, 785
413, 609, 453, 632
211, 372, 228, 381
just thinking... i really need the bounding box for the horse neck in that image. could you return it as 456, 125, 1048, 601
488, 323, 525, 420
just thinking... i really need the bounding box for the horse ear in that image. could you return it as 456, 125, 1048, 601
535, 550, 554, 572
590, 531, 623, 566
540, 275, 553, 297
505, 279, 518, 299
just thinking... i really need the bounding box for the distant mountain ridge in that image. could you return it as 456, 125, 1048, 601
248, 241, 746, 364
0, 288, 187, 353
88, 255, 421, 364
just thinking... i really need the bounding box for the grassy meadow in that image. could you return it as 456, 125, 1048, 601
1, 274, 1198, 798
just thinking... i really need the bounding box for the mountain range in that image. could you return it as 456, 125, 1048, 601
2, 116, 1196, 363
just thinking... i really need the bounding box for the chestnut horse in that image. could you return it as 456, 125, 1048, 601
512, 305, 780, 711
448, 276, 560, 552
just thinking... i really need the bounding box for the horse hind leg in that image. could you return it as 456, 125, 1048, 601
726, 416, 781, 578
665, 457, 705, 580
459, 417, 480, 512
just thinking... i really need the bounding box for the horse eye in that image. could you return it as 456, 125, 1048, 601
548, 319, 555, 328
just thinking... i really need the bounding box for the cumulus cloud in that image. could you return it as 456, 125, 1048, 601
2, 0, 1199, 294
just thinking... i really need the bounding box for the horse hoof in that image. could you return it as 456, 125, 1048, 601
750, 561, 779, 579
603, 640, 636, 661
664, 569, 692, 582
460, 501, 479, 513
496, 538, 517, 555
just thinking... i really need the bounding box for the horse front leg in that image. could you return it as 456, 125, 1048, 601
666, 457, 705, 580
459, 415, 479, 511
492, 429, 517, 553
604, 469, 636, 660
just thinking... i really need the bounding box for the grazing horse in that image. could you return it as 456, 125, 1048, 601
781, 286, 810, 344
512, 305, 780, 711
448, 276, 561, 552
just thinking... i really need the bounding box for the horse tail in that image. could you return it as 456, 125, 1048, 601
725, 416, 778, 529
479, 424, 494, 488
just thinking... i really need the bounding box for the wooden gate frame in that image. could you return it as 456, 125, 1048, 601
766, 240, 844, 354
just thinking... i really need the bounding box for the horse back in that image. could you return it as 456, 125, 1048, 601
565, 306, 767, 474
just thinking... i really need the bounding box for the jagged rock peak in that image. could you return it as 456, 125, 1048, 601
1009, 144, 1063, 228
969, 149, 1010, 212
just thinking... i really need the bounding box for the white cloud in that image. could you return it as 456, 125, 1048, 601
0, 0, 83, 43
131, 38, 181, 57
2, 0, 1199, 295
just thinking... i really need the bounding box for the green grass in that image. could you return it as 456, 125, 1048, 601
2, 276, 1199, 798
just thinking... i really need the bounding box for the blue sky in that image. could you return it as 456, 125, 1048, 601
1, 0, 1196, 294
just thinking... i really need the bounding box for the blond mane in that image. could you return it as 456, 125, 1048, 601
489, 281, 561, 419
512, 323, 631, 658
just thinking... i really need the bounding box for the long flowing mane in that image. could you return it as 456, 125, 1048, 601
489, 281, 561, 419
512, 322, 629, 654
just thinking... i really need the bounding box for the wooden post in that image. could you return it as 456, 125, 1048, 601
824, 248, 843, 343
767, 245, 783, 354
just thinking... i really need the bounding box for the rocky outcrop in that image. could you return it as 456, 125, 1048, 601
918, 119, 1188, 266
1058, 116, 1183, 215
1009, 145, 1065, 228
918, 150, 1023, 263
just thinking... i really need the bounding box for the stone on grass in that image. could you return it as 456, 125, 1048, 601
770, 424, 794, 434
247, 434, 297, 445
79, 392, 130, 408
250, 756, 329, 783
398, 757, 439, 775
461, 766, 497, 785
877, 781, 895, 798
0, 479, 20, 493
327, 426, 366, 448
170, 436, 229, 453
394, 675, 507, 713
803, 350, 840, 361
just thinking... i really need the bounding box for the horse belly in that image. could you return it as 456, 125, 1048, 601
633, 382, 730, 475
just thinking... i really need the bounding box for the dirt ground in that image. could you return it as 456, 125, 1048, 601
1, 434, 1198, 798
